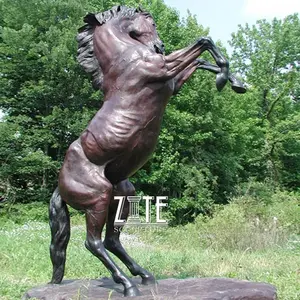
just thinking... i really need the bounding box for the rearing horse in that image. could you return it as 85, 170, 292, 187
49, 5, 246, 297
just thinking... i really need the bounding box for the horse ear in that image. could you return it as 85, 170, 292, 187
83, 13, 100, 26
117, 5, 121, 12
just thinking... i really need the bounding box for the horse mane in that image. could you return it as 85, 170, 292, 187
76, 5, 151, 91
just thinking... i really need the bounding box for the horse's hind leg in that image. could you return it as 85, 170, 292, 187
104, 179, 155, 285
84, 177, 141, 297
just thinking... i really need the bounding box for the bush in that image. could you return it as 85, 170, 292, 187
232, 186, 300, 234
185, 187, 300, 251
0, 201, 49, 226
192, 203, 288, 251
0, 199, 85, 227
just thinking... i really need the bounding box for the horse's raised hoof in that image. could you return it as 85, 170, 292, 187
124, 285, 142, 297
231, 83, 247, 94
216, 73, 228, 91
141, 274, 156, 285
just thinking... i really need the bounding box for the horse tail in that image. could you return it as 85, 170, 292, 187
49, 187, 70, 284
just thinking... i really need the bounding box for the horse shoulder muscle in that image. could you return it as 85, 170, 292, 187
137, 51, 168, 79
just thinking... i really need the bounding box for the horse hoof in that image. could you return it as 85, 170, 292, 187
216, 73, 228, 91
141, 274, 156, 285
231, 83, 247, 94
48, 281, 59, 285
124, 286, 141, 297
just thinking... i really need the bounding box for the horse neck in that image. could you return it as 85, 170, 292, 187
93, 23, 133, 72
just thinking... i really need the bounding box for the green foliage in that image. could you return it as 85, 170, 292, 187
230, 14, 300, 188
0, 121, 58, 203
232, 181, 300, 234
0, 0, 98, 203
141, 187, 300, 255
0, 200, 83, 226
192, 187, 300, 251
0, 201, 48, 225
0, 0, 299, 225
1, 0, 227, 222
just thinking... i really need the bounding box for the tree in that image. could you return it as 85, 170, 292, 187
230, 14, 300, 188
0, 0, 99, 202
0, 0, 259, 225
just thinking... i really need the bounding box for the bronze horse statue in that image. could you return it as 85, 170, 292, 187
49, 5, 246, 297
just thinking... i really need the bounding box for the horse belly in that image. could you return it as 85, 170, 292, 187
105, 126, 159, 183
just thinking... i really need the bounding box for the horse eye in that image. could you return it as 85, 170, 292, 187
129, 31, 140, 40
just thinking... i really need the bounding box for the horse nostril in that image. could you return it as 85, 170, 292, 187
154, 43, 165, 54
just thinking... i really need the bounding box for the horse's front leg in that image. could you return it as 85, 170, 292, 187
173, 59, 246, 95
165, 37, 229, 90
173, 60, 199, 95
197, 59, 246, 94
142, 37, 228, 90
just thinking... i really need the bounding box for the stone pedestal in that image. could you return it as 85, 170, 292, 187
23, 277, 277, 300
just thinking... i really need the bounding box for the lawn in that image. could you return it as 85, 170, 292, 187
0, 214, 299, 299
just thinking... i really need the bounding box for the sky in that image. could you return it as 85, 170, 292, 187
163, 0, 300, 48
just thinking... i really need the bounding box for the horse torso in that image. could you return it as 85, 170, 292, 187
80, 46, 174, 182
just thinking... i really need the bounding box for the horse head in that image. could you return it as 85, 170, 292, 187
124, 8, 165, 55
77, 6, 164, 90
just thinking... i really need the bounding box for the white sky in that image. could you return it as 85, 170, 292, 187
163, 0, 300, 47
244, 0, 300, 18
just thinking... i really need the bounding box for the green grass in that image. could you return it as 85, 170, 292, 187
0, 217, 299, 299
0, 191, 299, 299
